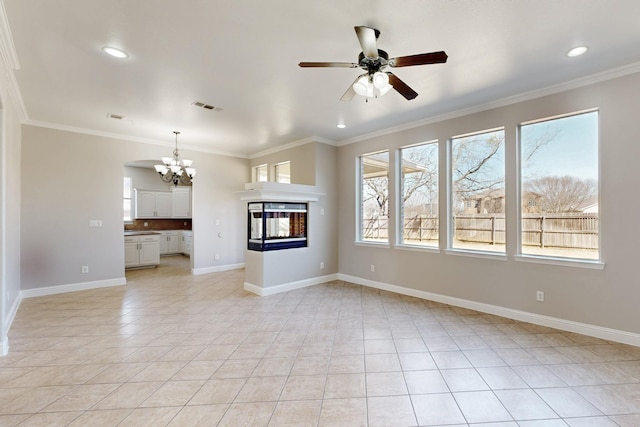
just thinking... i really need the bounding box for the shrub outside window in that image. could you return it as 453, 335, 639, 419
450, 129, 506, 253
399, 141, 438, 247
360, 151, 389, 243
520, 110, 599, 260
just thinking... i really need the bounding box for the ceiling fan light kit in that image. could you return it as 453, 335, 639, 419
299, 25, 447, 101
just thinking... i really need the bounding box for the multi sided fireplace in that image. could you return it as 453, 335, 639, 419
248, 202, 307, 251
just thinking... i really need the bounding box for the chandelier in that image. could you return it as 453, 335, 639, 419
352, 71, 393, 99
154, 131, 197, 186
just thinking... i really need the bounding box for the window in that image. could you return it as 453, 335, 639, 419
520, 110, 599, 260
274, 161, 291, 183
450, 129, 505, 253
399, 141, 438, 247
123, 176, 132, 221
253, 164, 268, 182
359, 151, 389, 243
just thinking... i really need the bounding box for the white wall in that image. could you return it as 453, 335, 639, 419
191, 150, 248, 273
337, 72, 640, 339
246, 142, 338, 290
0, 70, 23, 355
20, 125, 249, 290
124, 165, 179, 192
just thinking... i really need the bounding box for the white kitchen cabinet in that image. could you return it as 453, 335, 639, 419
181, 230, 192, 256
125, 235, 160, 268
172, 187, 191, 218
134, 190, 172, 218
159, 230, 181, 255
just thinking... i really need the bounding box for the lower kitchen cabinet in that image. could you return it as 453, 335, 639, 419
159, 230, 181, 255
181, 230, 192, 256
125, 235, 160, 268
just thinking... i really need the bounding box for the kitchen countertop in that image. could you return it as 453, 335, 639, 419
124, 231, 162, 236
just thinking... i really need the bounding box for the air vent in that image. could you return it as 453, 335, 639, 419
192, 101, 223, 112
107, 113, 125, 120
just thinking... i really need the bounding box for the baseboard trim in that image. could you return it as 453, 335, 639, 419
338, 273, 640, 347
192, 263, 245, 275
244, 273, 340, 296
2, 290, 23, 355
20, 277, 127, 299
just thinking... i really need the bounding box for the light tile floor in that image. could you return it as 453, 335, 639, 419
2, 256, 640, 426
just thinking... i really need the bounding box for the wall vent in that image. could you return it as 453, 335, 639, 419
192, 101, 223, 112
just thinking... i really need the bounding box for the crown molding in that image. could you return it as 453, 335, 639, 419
337, 61, 640, 146
24, 119, 250, 158
249, 136, 336, 159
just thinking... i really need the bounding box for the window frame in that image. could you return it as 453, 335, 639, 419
447, 127, 507, 258
396, 140, 440, 252
123, 176, 133, 223
356, 150, 390, 246
273, 161, 291, 183
515, 108, 603, 268
253, 164, 268, 183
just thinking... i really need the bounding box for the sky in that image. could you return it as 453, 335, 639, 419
521, 111, 598, 181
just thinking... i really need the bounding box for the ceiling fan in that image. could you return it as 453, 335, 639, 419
299, 26, 448, 101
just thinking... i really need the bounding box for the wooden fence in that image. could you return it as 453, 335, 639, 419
521, 213, 598, 249
362, 213, 599, 249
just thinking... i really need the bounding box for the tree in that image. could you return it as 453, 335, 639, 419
363, 176, 389, 217
525, 175, 596, 213
451, 131, 505, 214
402, 143, 438, 216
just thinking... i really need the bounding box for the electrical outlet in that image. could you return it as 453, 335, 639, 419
370, 264, 375, 272
82, 266, 89, 274
143, 222, 148, 227
214, 254, 220, 260
536, 291, 544, 302
320, 262, 324, 269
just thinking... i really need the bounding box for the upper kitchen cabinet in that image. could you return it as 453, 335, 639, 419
134, 188, 191, 219
134, 190, 172, 218
172, 187, 191, 218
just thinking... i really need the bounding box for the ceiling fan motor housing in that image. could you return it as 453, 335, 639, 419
358, 50, 389, 75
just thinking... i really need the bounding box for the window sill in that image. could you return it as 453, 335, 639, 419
445, 248, 508, 261
514, 254, 605, 270
395, 244, 440, 254
354, 241, 391, 249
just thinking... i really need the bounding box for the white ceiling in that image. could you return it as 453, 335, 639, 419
4, 1, 640, 157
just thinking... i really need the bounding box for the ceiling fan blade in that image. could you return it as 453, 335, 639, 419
298, 62, 359, 68
340, 85, 357, 102
387, 72, 418, 100
389, 51, 448, 67
355, 26, 380, 59
341, 74, 367, 101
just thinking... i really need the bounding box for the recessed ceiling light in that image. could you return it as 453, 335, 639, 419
337, 124, 346, 129
567, 46, 588, 58
102, 46, 128, 58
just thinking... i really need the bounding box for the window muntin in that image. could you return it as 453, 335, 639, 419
450, 129, 506, 253
360, 151, 389, 243
253, 164, 268, 182
399, 141, 438, 247
520, 110, 599, 260
123, 176, 132, 221
274, 161, 291, 183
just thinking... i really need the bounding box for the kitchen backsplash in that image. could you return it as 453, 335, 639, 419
125, 219, 192, 231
